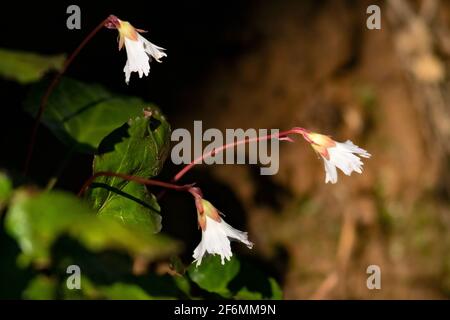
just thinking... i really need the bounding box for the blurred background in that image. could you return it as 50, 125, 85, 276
1, 0, 450, 299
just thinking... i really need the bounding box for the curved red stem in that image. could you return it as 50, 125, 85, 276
24, 17, 110, 175
77, 171, 195, 197
172, 128, 305, 182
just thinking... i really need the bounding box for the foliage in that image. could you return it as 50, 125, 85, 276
0, 48, 65, 84
5, 189, 178, 267
0, 172, 12, 209
88, 112, 170, 234
24, 77, 150, 153
188, 255, 282, 299
0, 47, 282, 300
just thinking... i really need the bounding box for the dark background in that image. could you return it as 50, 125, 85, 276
1, 0, 450, 299
0, 0, 274, 293
0, 0, 255, 178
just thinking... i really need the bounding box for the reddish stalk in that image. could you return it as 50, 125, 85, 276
172, 127, 307, 182
24, 17, 110, 175
77, 171, 195, 197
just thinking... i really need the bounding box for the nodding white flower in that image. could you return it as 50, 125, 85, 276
300, 130, 371, 184
106, 15, 166, 84
193, 199, 253, 267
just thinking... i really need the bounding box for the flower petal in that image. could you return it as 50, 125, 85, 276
139, 34, 167, 63
341, 140, 371, 158
192, 216, 252, 266
221, 220, 253, 249
322, 156, 338, 184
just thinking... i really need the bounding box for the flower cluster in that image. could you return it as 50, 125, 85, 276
102, 16, 371, 267
28, 13, 374, 268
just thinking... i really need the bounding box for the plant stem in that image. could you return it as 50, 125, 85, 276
172, 127, 306, 182
24, 17, 109, 175
77, 171, 195, 197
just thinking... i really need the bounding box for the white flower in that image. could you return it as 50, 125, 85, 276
193, 199, 253, 267
321, 140, 371, 184
122, 33, 166, 84
109, 16, 166, 84
301, 130, 371, 184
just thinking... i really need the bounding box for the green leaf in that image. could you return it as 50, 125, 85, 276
229, 260, 283, 300
5, 189, 179, 267
24, 77, 156, 153
61, 275, 98, 300
0, 172, 12, 208
96, 182, 162, 234
188, 255, 240, 297
233, 287, 263, 300
173, 275, 192, 297
88, 112, 170, 234
233, 278, 282, 300
65, 275, 182, 300
23, 276, 57, 300
0, 48, 65, 84
98, 283, 153, 300
268, 278, 283, 300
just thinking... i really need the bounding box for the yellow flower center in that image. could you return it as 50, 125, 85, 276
197, 199, 221, 231
304, 132, 335, 160
311, 144, 330, 159
307, 132, 335, 148
118, 20, 138, 41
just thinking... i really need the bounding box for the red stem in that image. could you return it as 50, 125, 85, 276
77, 171, 195, 197
172, 127, 306, 182
24, 17, 110, 175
